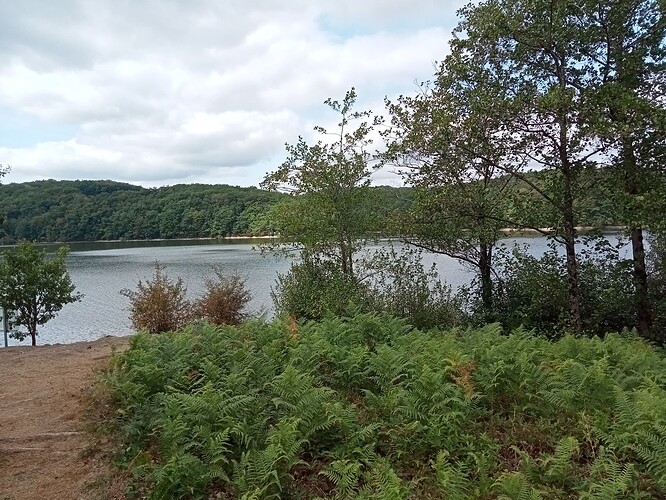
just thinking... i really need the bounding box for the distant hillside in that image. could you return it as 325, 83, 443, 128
0, 172, 618, 244
0, 180, 413, 243
0, 180, 284, 243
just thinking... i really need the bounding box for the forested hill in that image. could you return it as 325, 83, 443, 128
0, 180, 413, 243
0, 180, 285, 242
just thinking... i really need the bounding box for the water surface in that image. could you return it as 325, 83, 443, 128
1, 235, 629, 346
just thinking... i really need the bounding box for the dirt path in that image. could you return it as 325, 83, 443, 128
0, 336, 129, 500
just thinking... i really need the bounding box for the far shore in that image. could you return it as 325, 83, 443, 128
1, 227, 630, 248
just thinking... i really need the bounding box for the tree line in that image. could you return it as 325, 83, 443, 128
0, 180, 283, 242
0, 179, 415, 244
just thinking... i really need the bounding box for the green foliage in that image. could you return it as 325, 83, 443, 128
272, 246, 462, 329
271, 253, 371, 321
0, 179, 412, 244
473, 238, 637, 336
0, 180, 284, 243
648, 234, 666, 341
0, 241, 82, 345
121, 263, 191, 334
99, 313, 666, 498
364, 246, 461, 330
261, 88, 383, 279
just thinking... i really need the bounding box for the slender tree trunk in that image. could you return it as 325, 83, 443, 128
339, 239, 352, 278
558, 82, 583, 333
631, 226, 652, 339
622, 142, 652, 338
563, 224, 582, 333
479, 242, 493, 316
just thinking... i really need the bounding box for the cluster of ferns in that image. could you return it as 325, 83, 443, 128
102, 313, 666, 499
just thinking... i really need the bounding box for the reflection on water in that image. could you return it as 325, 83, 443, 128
2, 235, 630, 346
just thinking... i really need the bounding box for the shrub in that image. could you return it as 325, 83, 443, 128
472, 238, 636, 336
364, 246, 461, 330
121, 263, 191, 334
272, 247, 461, 329
272, 253, 371, 320
648, 233, 666, 342
192, 266, 250, 326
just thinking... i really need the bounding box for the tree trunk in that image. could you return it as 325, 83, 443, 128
563, 226, 583, 333
558, 95, 583, 334
479, 242, 493, 316
339, 239, 353, 278
631, 226, 652, 338
622, 143, 652, 339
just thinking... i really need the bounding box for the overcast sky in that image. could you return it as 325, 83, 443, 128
0, 0, 464, 188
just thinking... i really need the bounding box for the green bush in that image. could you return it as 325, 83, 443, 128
474, 238, 636, 337
101, 314, 666, 498
648, 234, 666, 342
272, 247, 461, 330
271, 254, 371, 321
364, 246, 461, 330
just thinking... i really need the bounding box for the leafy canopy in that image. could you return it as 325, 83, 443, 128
0, 241, 82, 345
262, 88, 384, 278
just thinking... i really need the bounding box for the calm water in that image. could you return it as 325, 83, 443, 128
1, 235, 629, 346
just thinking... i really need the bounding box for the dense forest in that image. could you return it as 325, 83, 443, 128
0, 180, 412, 243
0, 169, 624, 245
0, 180, 282, 242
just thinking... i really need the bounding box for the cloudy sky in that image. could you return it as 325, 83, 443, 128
0, 0, 464, 188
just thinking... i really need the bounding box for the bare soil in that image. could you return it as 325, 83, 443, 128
0, 336, 129, 500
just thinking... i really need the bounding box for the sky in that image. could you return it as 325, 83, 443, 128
0, 0, 465, 188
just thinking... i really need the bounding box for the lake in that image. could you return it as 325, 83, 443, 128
1, 235, 629, 346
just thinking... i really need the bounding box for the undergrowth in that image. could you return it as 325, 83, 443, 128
99, 314, 666, 498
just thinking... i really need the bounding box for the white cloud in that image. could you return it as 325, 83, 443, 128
0, 0, 463, 187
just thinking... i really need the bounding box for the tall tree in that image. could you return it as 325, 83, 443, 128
385, 45, 518, 317
454, 0, 620, 332
578, 0, 666, 338
261, 88, 382, 279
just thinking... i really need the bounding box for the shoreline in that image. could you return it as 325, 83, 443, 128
2, 227, 628, 247
0, 333, 134, 350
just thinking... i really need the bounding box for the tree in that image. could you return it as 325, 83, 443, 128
261, 88, 382, 279
385, 42, 518, 318
0, 242, 82, 346
451, 0, 632, 332
577, 0, 666, 339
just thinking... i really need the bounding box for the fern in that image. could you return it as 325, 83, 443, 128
99, 315, 666, 498
493, 472, 543, 500
358, 458, 408, 500
433, 451, 470, 500
580, 449, 637, 499
320, 459, 362, 498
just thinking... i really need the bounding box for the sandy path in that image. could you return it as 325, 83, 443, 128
0, 336, 129, 500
